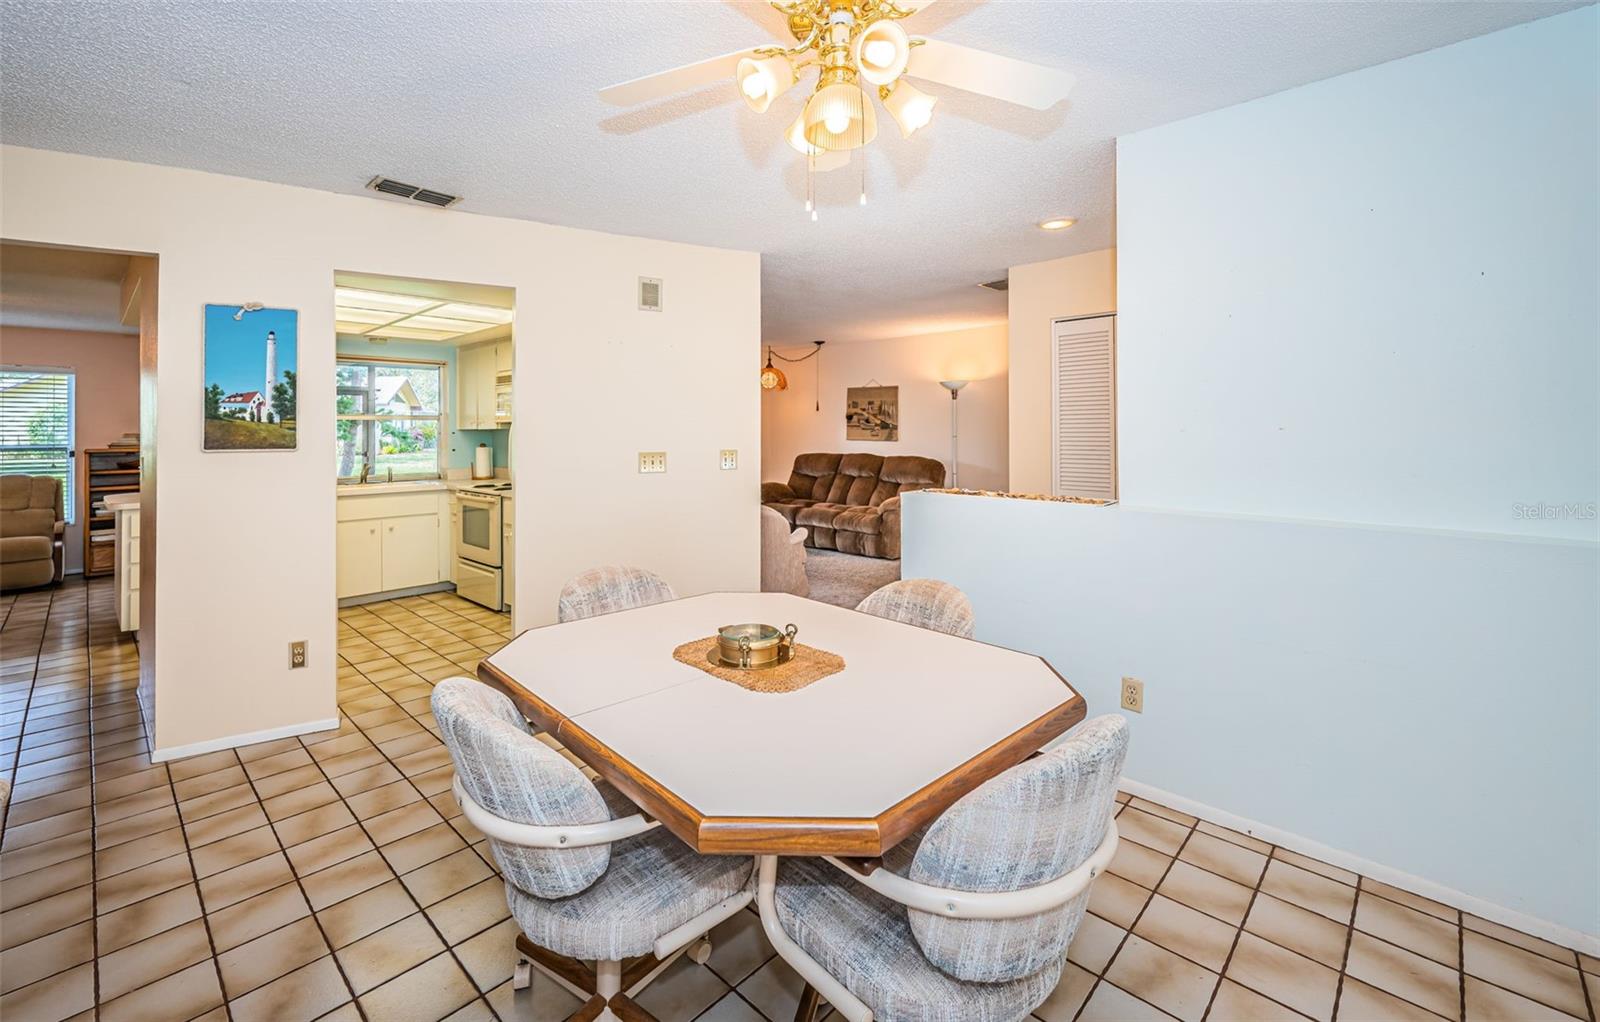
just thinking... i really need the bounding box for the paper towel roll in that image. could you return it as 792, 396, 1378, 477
472, 443, 493, 479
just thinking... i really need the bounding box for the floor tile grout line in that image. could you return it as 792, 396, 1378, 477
1196, 813, 1274, 1022
223, 747, 371, 1022
137, 697, 234, 1020
78, 580, 108, 1022
0, 585, 53, 844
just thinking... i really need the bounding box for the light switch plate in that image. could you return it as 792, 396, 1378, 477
720, 449, 738, 470
638, 452, 666, 474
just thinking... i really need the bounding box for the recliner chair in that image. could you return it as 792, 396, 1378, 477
0, 475, 65, 591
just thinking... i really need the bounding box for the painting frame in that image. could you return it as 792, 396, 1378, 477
845, 385, 899, 442
203, 303, 299, 452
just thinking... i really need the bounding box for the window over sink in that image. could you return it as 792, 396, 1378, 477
337, 357, 444, 482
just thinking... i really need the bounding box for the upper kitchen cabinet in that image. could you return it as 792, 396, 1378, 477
458, 340, 511, 429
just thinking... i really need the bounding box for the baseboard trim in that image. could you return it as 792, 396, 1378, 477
1118, 777, 1600, 956
150, 717, 340, 763
338, 582, 453, 608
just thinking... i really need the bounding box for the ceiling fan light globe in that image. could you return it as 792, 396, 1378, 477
786, 114, 824, 156
882, 80, 937, 137
735, 54, 796, 114
803, 82, 878, 151
851, 20, 910, 86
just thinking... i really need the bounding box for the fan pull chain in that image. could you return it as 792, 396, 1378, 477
857, 88, 867, 205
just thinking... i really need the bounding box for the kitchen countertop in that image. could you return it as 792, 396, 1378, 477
336, 480, 451, 496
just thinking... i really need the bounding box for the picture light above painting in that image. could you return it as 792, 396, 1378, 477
203, 304, 298, 452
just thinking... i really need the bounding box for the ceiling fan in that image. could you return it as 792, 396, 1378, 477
598, 0, 1076, 211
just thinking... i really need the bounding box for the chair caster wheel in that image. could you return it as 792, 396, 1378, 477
688, 938, 712, 965
513, 959, 533, 990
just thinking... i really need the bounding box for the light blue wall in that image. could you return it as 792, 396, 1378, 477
335, 337, 509, 469
904, 494, 1598, 939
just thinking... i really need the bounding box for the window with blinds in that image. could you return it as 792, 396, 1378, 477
0, 368, 76, 522
1051, 315, 1117, 500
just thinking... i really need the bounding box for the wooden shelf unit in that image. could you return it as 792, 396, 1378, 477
83, 447, 140, 577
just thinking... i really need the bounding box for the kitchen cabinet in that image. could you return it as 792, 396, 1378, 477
337, 519, 384, 598
110, 496, 140, 633
381, 515, 439, 591
337, 489, 446, 600
457, 340, 511, 429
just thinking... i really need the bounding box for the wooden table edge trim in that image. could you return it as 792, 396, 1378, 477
479, 651, 1087, 858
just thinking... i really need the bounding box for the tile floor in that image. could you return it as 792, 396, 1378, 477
2, 578, 1597, 1022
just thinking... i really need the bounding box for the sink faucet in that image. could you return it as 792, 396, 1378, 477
358, 463, 371, 484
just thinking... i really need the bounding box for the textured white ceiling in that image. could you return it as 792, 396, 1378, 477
0, 1, 1582, 344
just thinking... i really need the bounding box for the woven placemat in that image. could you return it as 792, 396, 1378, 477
672, 636, 845, 694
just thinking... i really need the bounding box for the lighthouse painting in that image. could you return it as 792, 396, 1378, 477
203, 304, 298, 451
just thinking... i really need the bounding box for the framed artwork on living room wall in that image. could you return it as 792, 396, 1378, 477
846, 385, 898, 441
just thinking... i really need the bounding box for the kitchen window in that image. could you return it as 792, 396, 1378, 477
0, 366, 76, 521
337, 358, 445, 481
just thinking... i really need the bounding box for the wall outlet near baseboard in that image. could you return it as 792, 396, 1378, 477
289, 641, 308, 670
720, 449, 738, 470
638, 451, 666, 474
1121, 676, 1144, 713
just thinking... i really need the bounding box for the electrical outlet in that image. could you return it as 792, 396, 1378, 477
1121, 676, 1144, 713
719, 449, 738, 470
638, 451, 666, 474
289, 641, 308, 670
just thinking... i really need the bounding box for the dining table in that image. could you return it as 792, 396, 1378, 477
476, 590, 1087, 1022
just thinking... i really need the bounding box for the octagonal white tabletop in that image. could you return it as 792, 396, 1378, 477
479, 592, 1084, 856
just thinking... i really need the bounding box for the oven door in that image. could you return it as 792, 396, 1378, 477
456, 493, 502, 567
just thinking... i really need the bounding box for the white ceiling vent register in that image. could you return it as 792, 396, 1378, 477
364, 176, 461, 209
1052, 314, 1117, 501
638, 277, 662, 312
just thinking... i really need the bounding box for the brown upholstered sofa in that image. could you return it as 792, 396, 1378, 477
761, 453, 944, 559
0, 476, 65, 591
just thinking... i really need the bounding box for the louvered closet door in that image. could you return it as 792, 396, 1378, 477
1051, 315, 1116, 500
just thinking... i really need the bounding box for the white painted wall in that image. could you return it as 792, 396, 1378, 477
761, 324, 1009, 490
1006, 249, 1116, 495
1116, 10, 1597, 541
0, 145, 761, 755
908, 8, 1599, 944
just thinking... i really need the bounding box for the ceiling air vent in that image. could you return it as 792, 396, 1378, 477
365, 176, 462, 209
638, 277, 662, 312
978, 277, 1009, 292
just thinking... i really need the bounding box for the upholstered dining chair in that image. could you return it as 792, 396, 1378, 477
855, 578, 975, 639
433, 677, 754, 1021
763, 715, 1129, 1022
557, 565, 676, 623
761, 506, 809, 597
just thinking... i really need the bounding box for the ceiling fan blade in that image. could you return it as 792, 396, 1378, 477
905, 38, 1075, 110
598, 48, 765, 107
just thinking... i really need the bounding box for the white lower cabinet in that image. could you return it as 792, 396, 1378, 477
337, 491, 445, 600
336, 519, 383, 599
381, 515, 439, 591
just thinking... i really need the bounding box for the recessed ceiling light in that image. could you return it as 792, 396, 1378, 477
1038, 217, 1077, 231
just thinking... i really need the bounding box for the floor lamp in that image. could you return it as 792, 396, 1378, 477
940, 380, 968, 487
